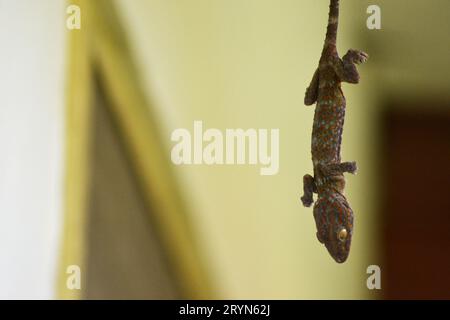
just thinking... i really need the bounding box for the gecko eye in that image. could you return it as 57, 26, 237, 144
338, 228, 348, 242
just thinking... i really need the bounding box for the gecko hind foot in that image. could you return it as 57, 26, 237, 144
304, 68, 319, 106
335, 50, 368, 84
344, 49, 369, 65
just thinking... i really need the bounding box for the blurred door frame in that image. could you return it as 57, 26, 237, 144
57, 0, 213, 299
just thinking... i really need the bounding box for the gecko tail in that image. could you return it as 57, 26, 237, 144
325, 0, 340, 47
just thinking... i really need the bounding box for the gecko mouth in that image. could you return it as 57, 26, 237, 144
334, 255, 348, 264
325, 243, 350, 263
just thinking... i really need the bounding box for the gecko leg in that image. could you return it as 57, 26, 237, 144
301, 174, 317, 207
325, 161, 358, 175
304, 68, 319, 106
339, 161, 358, 174
331, 49, 368, 84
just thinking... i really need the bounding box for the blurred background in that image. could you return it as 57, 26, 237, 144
0, 0, 449, 299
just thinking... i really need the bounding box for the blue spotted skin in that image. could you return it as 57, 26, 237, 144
312, 63, 346, 168
314, 191, 353, 263
301, 0, 368, 263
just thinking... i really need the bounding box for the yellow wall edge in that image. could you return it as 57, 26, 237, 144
57, 0, 92, 299
57, 0, 214, 299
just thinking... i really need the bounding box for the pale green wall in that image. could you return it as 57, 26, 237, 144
113, 0, 450, 299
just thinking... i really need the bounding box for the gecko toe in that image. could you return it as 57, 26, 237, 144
301, 196, 314, 208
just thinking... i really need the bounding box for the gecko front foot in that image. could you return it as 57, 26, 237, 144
341, 161, 358, 175
301, 194, 314, 208
344, 49, 369, 65
301, 174, 316, 207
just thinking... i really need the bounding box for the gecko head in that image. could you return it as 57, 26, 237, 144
313, 193, 354, 263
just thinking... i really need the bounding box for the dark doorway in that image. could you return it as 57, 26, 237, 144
383, 107, 450, 299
